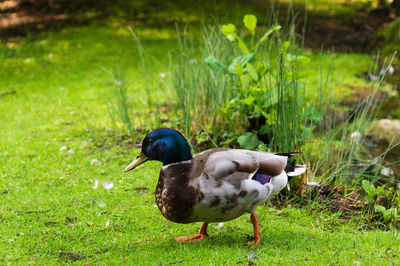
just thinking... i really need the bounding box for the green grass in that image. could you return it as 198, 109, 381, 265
0, 12, 399, 264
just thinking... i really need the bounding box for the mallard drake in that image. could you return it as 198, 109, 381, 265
124, 128, 306, 245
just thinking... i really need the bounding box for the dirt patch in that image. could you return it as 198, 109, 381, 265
300, 11, 394, 52
59, 252, 80, 262
0, 0, 93, 39
272, 184, 364, 216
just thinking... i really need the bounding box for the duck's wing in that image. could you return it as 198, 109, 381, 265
197, 149, 288, 181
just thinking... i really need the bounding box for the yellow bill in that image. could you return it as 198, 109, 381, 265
124, 152, 149, 172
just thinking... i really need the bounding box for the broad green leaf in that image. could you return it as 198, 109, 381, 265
383, 208, 397, 222
374, 204, 386, 213
240, 74, 251, 88
246, 63, 258, 81
243, 14, 257, 33
305, 105, 323, 123
362, 180, 375, 196
234, 64, 244, 75
260, 124, 269, 135
221, 24, 236, 36
232, 53, 256, 66
241, 96, 255, 105
228, 53, 255, 73
235, 35, 250, 54
204, 56, 228, 73
256, 61, 268, 75
238, 132, 259, 149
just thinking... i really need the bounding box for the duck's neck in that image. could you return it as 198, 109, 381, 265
164, 146, 192, 165
162, 137, 192, 165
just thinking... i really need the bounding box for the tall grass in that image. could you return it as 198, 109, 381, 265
259, 22, 306, 152
105, 67, 136, 138
173, 24, 238, 141
104, 27, 164, 139
305, 54, 399, 187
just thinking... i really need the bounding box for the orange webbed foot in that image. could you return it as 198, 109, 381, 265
250, 238, 260, 246
174, 233, 205, 242
174, 222, 209, 243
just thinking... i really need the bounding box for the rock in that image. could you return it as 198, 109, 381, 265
368, 119, 400, 144
381, 167, 394, 176
366, 119, 400, 178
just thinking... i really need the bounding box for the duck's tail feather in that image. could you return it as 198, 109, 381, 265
275, 152, 301, 158
275, 152, 306, 180
287, 165, 307, 177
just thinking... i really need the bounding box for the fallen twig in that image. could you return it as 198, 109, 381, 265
25, 208, 54, 214
166, 260, 184, 265
0, 89, 16, 97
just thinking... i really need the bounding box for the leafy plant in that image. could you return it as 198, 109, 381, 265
362, 180, 399, 227
204, 14, 318, 152
237, 132, 259, 150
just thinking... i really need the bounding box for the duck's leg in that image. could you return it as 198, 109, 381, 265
174, 222, 209, 242
250, 212, 261, 245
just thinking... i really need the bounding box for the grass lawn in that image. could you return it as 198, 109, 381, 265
1, 13, 399, 265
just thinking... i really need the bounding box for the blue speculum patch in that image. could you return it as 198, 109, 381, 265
253, 173, 272, 185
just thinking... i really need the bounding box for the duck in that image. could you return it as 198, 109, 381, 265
124, 128, 306, 245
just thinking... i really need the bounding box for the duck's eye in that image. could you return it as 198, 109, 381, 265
148, 138, 154, 144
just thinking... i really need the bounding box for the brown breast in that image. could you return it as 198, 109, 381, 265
155, 162, 199, 224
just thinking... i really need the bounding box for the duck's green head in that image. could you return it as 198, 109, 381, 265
124, 128, 193, 172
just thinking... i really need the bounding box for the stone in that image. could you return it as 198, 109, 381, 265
368, 119, 400, 145
366, 119, 400, 178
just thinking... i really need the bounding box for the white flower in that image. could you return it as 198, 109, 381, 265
159, 72, 166, 79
